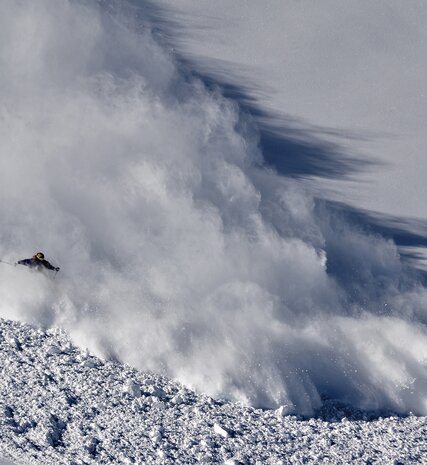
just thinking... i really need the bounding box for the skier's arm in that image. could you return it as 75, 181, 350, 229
16, 259, 32, 266
42, 260, 57, 271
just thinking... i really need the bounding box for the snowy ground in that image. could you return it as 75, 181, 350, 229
1, 318, 426, 465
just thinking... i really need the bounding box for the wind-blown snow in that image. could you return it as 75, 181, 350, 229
155, 0, 427, 221
0, 0, 426, 415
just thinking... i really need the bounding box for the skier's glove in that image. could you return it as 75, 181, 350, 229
55, 267, 60, 272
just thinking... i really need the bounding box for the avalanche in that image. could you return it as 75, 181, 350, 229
1, 0, 427, 418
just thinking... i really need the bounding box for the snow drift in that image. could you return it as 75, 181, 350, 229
0, 0, 426, 415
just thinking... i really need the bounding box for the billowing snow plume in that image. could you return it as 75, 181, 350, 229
0, 0, 426, 415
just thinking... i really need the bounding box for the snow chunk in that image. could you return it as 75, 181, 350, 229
82, 359, 98, 368
276, 404, 294, 417
87, 437, 100, 457
149, 427, 163, 444
171, 394, 185, 405
147, 385, 167, 399
46, 415, 66, 448
46, 345, 62, 356
201, 438, 215, 448
224, 459, 238, 465
123, 380, 141, 398
214, 423, 230, 438
8, 337, 21, 351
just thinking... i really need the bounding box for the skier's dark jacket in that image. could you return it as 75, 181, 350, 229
17, 256, 57, 271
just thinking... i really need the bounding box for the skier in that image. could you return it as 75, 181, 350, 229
16, 252, 60, 272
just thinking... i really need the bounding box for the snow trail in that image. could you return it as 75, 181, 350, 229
0, 0, 426, 414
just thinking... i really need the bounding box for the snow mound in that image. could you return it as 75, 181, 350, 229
1, 318, 426, 465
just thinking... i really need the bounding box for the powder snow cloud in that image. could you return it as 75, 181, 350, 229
0, 0, 426, 415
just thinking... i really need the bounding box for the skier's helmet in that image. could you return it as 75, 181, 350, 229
35, 252, 44, 260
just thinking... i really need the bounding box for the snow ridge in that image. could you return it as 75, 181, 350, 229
1, 319, 425, 465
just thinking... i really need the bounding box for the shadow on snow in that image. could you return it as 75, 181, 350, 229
138, 0, 427, 281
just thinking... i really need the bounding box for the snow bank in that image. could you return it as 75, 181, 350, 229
0, 0, 426, 414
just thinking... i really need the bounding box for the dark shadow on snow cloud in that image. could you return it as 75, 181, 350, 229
141, 0, 427, 274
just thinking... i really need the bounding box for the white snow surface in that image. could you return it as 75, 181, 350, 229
1, 318, 426, 465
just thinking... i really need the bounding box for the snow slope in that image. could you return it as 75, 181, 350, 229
0, 0, 427, 421
1, 318, 426, 465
